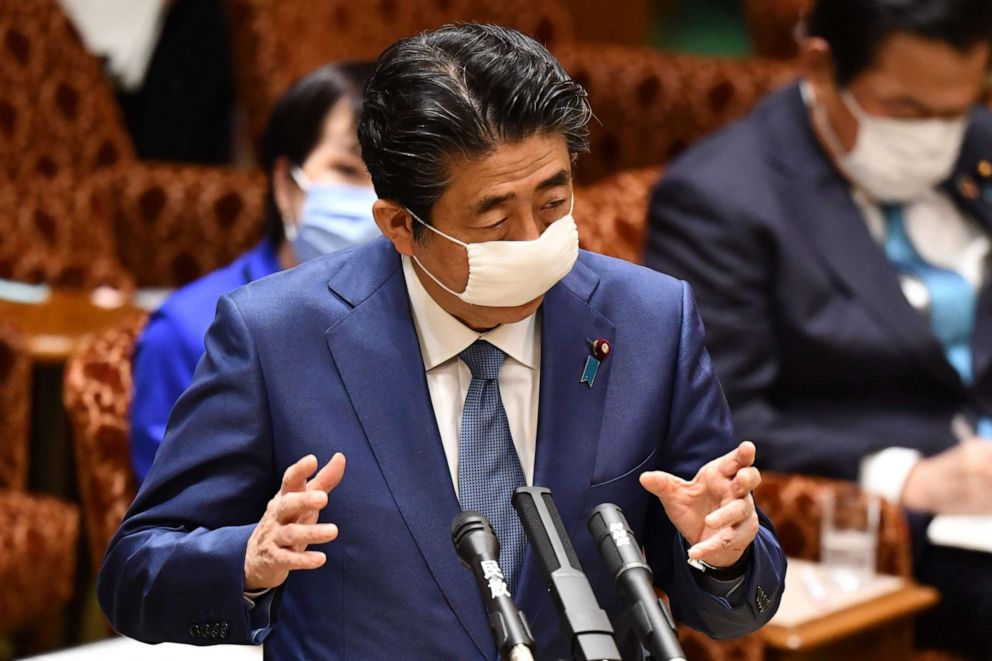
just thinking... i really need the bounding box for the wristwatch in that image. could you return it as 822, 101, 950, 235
686, 543, 753, 581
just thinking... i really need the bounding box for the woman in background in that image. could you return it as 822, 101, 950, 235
130, 61, 377, 481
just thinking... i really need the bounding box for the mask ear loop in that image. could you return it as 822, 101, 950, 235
807, 85, 854, 160
840, 90, 873, 123
406, 207, 468, 247
290, 165, 312, 191
406, 207, 470, 298
283, 218, 299, 242
281, 165, 314, 242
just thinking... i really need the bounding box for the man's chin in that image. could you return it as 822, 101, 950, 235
476, 296, 544, 326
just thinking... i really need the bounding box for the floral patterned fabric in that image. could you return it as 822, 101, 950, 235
224, 0, 575, 152
63, 315, 145, 573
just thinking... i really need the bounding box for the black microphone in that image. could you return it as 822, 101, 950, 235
511, 487, 621, 661
451, 510, 535, 661
588, 504, 686, 661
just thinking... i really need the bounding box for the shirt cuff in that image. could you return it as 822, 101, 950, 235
859, 447, 922, 504
243, 587, 273, 610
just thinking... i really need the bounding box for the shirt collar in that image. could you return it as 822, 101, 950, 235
401, 256, 540, 372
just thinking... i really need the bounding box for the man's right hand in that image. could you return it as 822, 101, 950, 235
244, 453, 346, 591
901, 439, 992, 514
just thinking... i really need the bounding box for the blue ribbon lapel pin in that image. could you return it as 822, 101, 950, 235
580, 338, 611, 388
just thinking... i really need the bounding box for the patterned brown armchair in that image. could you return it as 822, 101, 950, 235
574, 166, 662, 263
94, 164, 267, 288
225, 1, 797, 185
0, 0, 268, 289
0, 322, 80, 642
17, 161, 269, 291
0, 324, 30, 491
555, 44, 798, 184
63, 315, 145, 574
742, 0, 812, 60
224, 0, 575, 151
0, 176, 130, 290
0, 0, 134, 186
755, 471, 912, 577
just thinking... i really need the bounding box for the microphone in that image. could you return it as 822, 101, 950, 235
588, 504, 686, 661
451, 510, 535, 661
511, 487, 621, 661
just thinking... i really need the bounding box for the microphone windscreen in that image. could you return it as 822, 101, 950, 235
512, 487, 582, 574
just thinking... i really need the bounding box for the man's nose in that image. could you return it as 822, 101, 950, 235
511, 210, 543, 241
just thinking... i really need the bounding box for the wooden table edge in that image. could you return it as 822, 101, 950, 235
760, 583, 940, 651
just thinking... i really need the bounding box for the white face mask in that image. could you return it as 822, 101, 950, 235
407, 198, 579, 307
821, 90, 968, 203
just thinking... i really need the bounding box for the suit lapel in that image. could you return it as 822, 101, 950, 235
323, 242, 491, 658
514, 258, 616, 627
771, 87, 960, 386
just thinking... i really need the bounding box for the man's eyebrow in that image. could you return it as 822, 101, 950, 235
473, 170, 572, 215
897, 95, 931, 112
476, 192, 515, 215
536, 169, 571, 192
890, 93, 961, 116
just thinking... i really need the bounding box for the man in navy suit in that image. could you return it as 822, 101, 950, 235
646, 1, 992, 657
99, 24, 785, 659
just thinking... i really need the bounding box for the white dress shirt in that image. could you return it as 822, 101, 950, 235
401, 256, 540, 496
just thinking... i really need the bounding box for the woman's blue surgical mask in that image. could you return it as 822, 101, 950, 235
284, 166, 380, 262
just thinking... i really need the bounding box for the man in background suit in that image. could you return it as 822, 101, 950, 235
646, 1, 992, 657
99, 24, 785, 659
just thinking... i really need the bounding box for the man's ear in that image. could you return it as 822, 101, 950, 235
800, 37, 837, 101
800, 36, 859, 153
272, 156, 296, 221
374, 199, 416, 256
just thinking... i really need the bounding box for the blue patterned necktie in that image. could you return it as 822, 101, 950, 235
882, 205, 992, 437
882, 204, 977, 384
458, 340, 527, 588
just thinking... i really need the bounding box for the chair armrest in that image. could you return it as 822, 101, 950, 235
63, 315, 146, 573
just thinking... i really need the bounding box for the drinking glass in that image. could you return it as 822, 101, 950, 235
820, 489, 880, 592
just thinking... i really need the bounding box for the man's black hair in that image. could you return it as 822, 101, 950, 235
357, 23, 591, 237
807, 0, 992, 87
259, 61, 376, 247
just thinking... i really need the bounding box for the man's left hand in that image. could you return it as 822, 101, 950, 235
640, 441, 762, 568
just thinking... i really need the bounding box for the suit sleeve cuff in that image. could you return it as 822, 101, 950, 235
243, 587, 280, 644
859, 447, 921, 503
666, 526, 785, 638
681, 536, 751, 605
